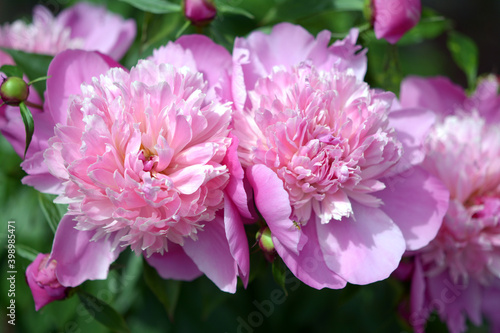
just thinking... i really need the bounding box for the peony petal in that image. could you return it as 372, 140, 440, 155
45, 50, 122, 126
57, 3, 136, 60
222, 133, 253, 219
317, 201, 406, 284
21, 151, 64, 194
409, 258, 428, 332
399, 76, 466, 118
170, 164, 209, 195
376, 166, 449, 251
231, 47, 250, 111
145, 243, 202, 281
224, 197, 250, 287
246, 164, 302, 254
387, 106, 436, 175
274, 218, 347, 290
183, 214, 238, 293
426, 271, 481, 333
175, 34, 232, 89
50, 214, 122, 287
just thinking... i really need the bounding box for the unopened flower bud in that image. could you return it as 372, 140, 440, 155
370, 0, 421, 44
0, 76, 30, 106
26, 253, 70, 310
256, 227, 276, 261
183, 0, 217, 26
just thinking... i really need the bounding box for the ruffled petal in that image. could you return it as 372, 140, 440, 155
45, 49, 122, 126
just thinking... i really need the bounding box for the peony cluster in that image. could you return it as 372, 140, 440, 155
0, 10, 453, 312
396, 76, 500, 333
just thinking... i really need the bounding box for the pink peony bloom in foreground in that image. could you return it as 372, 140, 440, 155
26, 253, 70, 310
23, 35, 249, 293
371, 0, 421, 44
397, 76, 500, 333
232, 23, 449, 289
0, 3, 136, 158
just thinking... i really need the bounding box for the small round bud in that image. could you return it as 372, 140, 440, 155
0, 76, 30, 106
183, 0, 217, 26
256, 227, 275, 254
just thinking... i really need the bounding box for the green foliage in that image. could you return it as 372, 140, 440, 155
447, 31, 479, 89
77, 290, 131, 333
16, 243, 39, 261
19, 102, 34, 158
398, 8, 452, 45
38, 193, 66, 234
118, 0, 181, 14
143, 259, 182, 320
0, 48, 52, 97
271, 257, 288, 295
0, 64, 23, 78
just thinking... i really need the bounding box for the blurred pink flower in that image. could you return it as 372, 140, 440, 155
0, 3, 136, 60
23, 36, 249, 293
25, 253, 69, 311
183, 0, 217, 26
232, 23, 449, 289
0, 3, 136, 158
398, 76, 500, 333
372, 0, 421, 44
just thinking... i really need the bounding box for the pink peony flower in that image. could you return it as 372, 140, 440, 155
24, 35, 249, 293
0, 3, 136, 158
183, 0, 217, 26
0, 3, 136, 60
371, 0, 421, 44
397, 76, 500, 333
232, 23, 449, 289
25, 253, 70, 310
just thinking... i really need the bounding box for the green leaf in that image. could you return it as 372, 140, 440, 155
447, 31, 479, 89
272, 257, 288, 295
218, 4, 255, 19
38, 193, 64, 234
143, 259, 181, 320
16, 244, 39, 261
387, 9, 451, 45
333, 0, 365, 11
77, 290, 130, 333
119, 0, 181, 14
0, 65, 23, 78
19, 102, 34, 158
0, 48, 52, 97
